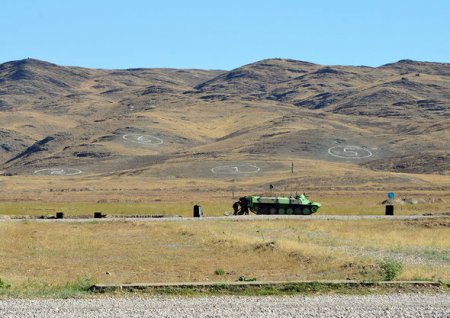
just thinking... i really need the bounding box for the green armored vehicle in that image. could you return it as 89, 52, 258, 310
232, 194, 321, 215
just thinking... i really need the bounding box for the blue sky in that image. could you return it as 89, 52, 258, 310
1, 0, 449, 70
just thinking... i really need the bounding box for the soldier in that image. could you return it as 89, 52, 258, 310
232, 201, 240, 215
240, 198, 249, 215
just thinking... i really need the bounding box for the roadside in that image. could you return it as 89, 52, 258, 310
1, 293, 449, 318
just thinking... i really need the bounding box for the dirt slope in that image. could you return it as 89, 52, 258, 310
0, 58, 448, 180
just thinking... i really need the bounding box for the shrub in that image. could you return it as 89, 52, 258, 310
0, 278, 11, 289
214, 268, 225, 276
378, 258, 403, 281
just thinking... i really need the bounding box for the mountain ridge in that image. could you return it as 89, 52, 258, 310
0, 57, 448, 177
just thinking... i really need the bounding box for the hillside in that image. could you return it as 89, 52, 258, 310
0, 58, 448, 202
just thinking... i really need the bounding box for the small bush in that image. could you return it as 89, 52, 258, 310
214, 268, 225, 276
378, 258, 403, 281
0, 278, 11, 289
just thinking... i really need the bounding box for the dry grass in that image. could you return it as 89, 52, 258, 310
1, 165, 449, 218
0, 218, 448, 288
0, 194, 448, 218
0, 202, 227, 217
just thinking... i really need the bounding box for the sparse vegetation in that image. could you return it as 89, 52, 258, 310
0, 201, 230, 217
214, 269, 225, 276
0, 277, 11, 289
0, 277, 94, 298
378, 259, 404, 281
0, 218, 448, 293
0, 188, 449, 217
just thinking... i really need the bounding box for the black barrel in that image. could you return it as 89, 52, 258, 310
56, 212, 64, 219
193, 205, 202, 218
385, 205, 394, 216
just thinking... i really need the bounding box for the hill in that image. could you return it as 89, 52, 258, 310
0, 58, 448, 206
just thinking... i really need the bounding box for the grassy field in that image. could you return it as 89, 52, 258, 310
0, 192, 448, 217
0, 160, 448, 297
0, 201, 228, 217
0, 217, 448, 296
1, 164, 449, 218
0, 200, 447, 218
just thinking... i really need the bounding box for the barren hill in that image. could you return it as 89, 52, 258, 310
0, 57, 448, 185
190, 59, 450, 119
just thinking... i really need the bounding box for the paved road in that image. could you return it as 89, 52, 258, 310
0, 294, 449, 317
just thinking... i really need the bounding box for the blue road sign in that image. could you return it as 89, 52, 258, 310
388, 192, 395, 200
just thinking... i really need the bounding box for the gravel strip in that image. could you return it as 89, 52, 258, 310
1, 294, 449, 318
1, 214, 449, 223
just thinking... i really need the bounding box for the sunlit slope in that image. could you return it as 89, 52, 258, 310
0, 57, 448, 180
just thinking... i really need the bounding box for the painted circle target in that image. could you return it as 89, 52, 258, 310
122, 134, 163, 145
327, 145, 373, 159
34, 168, 83, 176
211, 164, 261, 174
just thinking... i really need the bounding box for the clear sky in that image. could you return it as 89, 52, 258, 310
1, 0, 449, 70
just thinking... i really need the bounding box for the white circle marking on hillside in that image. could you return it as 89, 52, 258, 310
211, 164, 261, 174
327, 146, 373, 159
34, 168, 83, 176
122, 134, 163, 145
